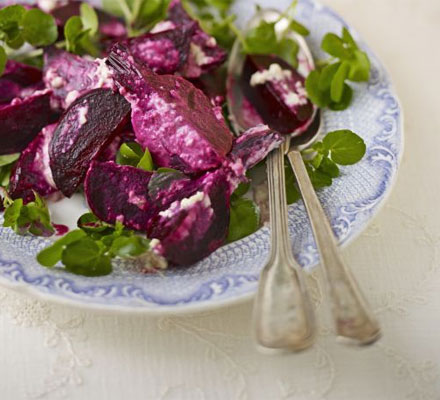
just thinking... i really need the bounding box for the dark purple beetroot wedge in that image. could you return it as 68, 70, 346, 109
240, 54, 314, 135
168, 0, 227, 78
107, 45, 233, 174
9, 124, 60, 203
0, 60, 43, 103
0, 90, 54, 155
147, 169, 230, 266
121, 23, 196, 75
84, 161, 156, 231
49, 88, 131, 197
44, 48, 114, 109
228, 124, 284, 170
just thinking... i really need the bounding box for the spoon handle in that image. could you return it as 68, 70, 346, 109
253, 147, 316, 351
288, 150, 381, 345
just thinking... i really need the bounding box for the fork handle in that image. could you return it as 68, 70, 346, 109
253, 147, 316, 351
288, 150, 381, 345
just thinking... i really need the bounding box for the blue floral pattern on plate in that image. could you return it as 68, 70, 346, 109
0, 0, 403, 313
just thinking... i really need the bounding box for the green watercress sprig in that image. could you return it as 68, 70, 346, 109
102, 0, 171, 36
2, 191, 55, 237
305, 27, 371, 110
64, 3, 100, 56
0, 153, 20, 189
37, 212, 152, 277
0, 5, 58, 75
116, 142, 154, 171
239, 0, 309, 68
227, 182, 260, 243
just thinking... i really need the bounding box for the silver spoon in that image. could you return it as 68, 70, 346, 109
228, 8, 381, 347
228, 10, 316, 352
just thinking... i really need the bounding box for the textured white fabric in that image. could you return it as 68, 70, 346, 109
1, 0, 440, 399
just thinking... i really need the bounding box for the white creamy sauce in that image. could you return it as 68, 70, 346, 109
250, 63, 293, 87
190, 44, 212, 66
150, 21, 176, 33
37, 0, 58, 12
180, 191, 205, 209
65, 90, 80, 107
41, 127, 56, 188
284, 81, 308, 106
206, 37, 217, 47
93, 58, 113, 88
77, 106, 88, 126
159, 191, 209, 219
149, 238, 160, 250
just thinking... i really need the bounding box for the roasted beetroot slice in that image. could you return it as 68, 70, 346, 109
43, 48, 114, 109
121, 23, 195, 74
0, 90, 54, 155
2, 60, 42, 86
168, 0, 227, 77
9, 124, 59, 203
148, 170, 230, 266
84, 161, 155, 231
107, 45, 233, 174
240, 54, 314, 135
49, 88, 130, 197
229, 125, 284, 170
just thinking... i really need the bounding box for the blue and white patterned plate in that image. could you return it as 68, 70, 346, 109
0, 0, 403, 314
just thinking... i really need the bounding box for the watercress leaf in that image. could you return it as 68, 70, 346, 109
311, 153, 324, 169
201, 14, 236, 49
148, 169, 186, 198
3, 198, 23, 228
116, 142, 144, 166
0, 163, 14, 188
206, 0, 235, 13
244, 21, 277, 54
22, 8, 58, 47
318, 156, 340, 178
136, 0, 170, 31
289, 19, 310, 36
0, 153, 19, 169
307, 165, 332, 188
285, 161, 300, 205
232, 181, 250, 198
110, 235, 150, 258
64, 16, 84, 53
156, 167, 181, 173
323, 129, 366, 165
37, 229, 87, 267
330, 61, 350, 102
80, 3, 98, 36
227, 197, 260, 243
77, 212, 111, 233
137, 148, 154, 171
305, 70, 330, 108
6, 35, 25, 49
342, 27, 357, 49
348, 49, 370, 82
329, 83, 353, 111
318, 62, 340, 91
62, 237, 112, 276
277, 37, 299, 68
101, 0, 126, 19
321, 32, 351, 59
0, 5, 26, 42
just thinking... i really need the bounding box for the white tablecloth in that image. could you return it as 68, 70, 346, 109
1, 0, 440, 399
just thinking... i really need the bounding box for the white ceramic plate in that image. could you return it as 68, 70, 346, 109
0, 0, 403, 314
